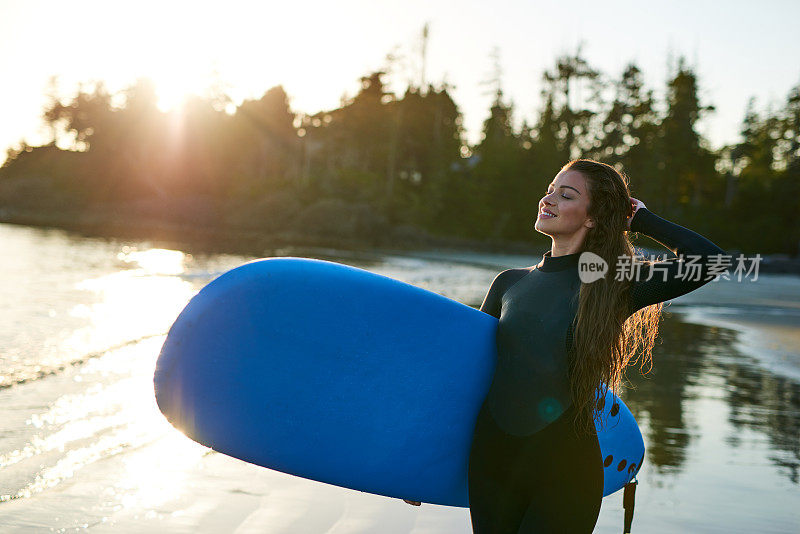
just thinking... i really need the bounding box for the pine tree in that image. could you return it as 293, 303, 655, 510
660, 57, 717, 213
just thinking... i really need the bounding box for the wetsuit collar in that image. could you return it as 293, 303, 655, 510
537, 250, 582, 272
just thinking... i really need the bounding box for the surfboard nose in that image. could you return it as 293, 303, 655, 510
153, 335, 179, 426
154, 324, 199, 440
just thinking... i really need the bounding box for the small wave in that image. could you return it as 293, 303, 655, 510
0, 333, 167, 390
669, 302, 800, 317
0, 432, 160, 504
178, 270, 227, 280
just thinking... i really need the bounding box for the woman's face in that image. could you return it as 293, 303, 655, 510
534, 169, 594, 237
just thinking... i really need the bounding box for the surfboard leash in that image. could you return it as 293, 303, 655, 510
622, 475, 638, 534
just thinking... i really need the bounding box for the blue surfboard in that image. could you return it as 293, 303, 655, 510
154, 257, 644, 506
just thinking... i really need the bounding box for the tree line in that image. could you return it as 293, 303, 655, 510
1, 50, 798, 254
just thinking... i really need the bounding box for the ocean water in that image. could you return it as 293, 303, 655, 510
0, 222, 798, 533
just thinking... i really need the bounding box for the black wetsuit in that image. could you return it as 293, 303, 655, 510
468, 207, 728, 533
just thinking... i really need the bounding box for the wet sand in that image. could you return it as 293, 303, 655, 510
1, 225, 798, 533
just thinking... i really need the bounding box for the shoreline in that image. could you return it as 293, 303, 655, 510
0, 208, 544, 262
1, 219, 799, 533
3, 208, 800, 276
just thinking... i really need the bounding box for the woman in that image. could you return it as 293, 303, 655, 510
464, 159, 728, 532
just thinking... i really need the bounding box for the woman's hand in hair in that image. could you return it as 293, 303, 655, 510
627, 197, 647, 230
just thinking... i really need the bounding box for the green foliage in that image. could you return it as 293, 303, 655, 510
469, 91, 528, 241
291, 198, 390, 246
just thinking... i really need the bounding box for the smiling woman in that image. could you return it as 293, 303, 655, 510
468, 158, 731, 533
534, 170, 595, 258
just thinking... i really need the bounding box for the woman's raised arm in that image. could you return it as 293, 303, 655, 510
626, 204, 730, 315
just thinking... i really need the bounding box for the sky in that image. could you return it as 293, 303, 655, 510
1, 0, 799, 165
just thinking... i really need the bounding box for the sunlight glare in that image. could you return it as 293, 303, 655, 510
118, 248, 187, 276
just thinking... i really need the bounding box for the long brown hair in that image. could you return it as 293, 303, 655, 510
561, 159, 663, 436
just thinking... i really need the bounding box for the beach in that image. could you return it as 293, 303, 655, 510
1, 222, 798, 533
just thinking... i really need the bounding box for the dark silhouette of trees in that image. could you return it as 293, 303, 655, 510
660, 57, 719, 215
600, 64, 662, 205
1, 52, 798, 255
